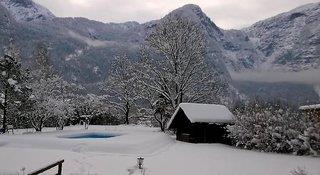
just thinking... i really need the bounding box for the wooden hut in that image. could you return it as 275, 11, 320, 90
167, 103, 234, 144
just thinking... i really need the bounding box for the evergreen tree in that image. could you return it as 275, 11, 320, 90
0, 39, 29, 133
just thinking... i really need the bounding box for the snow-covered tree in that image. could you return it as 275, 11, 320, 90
134, 17, 226, 130
28, 77, 64, 131
104, 54, 137, 124
71, 94, 115, 125
52, 80, 78, 130
153, 96, 172, 131
0, 39, 29, 133
73, 94, 103, 118
136, 17, 225, 110
27, 42, 70, 131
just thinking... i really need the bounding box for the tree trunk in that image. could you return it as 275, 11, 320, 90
174, 84, 179, 108
2, 87, 8, 133
160, 123, 165, 132
38, 124, 42, 132
179, 91, 183, 104
124, 102, 130, 125
36, 118, 43, 132
125, 109, 129, 125
160, 114, 164, 132
158, 113, 165, 132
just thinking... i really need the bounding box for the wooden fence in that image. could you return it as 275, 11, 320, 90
27, 159, 64, 175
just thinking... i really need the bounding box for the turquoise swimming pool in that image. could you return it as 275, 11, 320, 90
61, 132, 119, 139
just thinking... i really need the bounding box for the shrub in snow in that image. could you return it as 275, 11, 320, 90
291, 167, 308, 175
70, 94, 121, 126
228, 102, 320, 156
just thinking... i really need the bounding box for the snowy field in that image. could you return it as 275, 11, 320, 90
0, 125, 319, 175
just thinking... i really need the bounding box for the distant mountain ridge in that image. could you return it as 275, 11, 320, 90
0, 0, 319, 104
0, 0, 54, 21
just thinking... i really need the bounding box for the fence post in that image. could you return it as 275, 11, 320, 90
57, 162, 62, 175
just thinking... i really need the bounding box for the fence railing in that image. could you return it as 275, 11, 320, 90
27, 159, 64, 175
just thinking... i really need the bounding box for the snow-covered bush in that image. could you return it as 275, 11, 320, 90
69, 94, 121, 126
228, 102, 320, 156
291, 167, 309, 175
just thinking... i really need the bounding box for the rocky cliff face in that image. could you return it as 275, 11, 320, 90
0, 0, 54, 21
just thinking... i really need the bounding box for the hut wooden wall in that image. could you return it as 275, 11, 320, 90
170, 109, 231, 144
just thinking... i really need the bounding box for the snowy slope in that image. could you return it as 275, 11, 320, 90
0, 0, 55, 22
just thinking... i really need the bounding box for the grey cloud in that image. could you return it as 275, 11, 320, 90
34, 0, 319, 29
203, 0, 320, 29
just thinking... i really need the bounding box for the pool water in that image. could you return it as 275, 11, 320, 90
61, 132, 119, 139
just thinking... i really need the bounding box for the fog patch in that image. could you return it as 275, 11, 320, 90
230, 69, 320, 85
68, 30, 115, 47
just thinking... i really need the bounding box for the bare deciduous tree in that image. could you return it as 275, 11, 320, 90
105, 54, 137, 124
134, 17, 226, 130
28, 42, 69, 132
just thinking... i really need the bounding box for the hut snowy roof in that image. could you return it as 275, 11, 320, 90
167, 103, 234, 129
299, 104, 320, 110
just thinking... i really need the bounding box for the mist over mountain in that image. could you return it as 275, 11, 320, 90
0, 0, 319, 105
225, 2, 320, 104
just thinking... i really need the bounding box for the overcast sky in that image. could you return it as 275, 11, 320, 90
34, 0, 319, 29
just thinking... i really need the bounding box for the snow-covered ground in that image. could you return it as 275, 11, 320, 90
0, 125, 319, 175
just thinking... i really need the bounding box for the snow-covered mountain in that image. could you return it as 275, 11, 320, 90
0, 0, 54, 22
0, 0, 319, 104
225, 2, 320, 72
